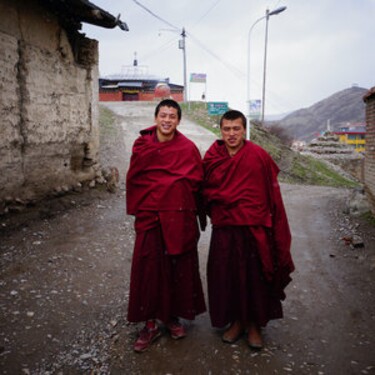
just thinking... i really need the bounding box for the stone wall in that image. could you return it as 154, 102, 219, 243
0, 0, 100, 209
364, 86, 375, 214
331, 158, 364, 182
301, 132, 365, 182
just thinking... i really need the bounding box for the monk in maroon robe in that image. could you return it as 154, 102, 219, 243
126, 99, 206, 352
203, 110, 294, 349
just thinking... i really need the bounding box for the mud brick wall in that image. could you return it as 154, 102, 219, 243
0, 0, 100, 206
364, 87, 375, 214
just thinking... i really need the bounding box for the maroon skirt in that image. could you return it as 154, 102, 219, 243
207, 226, 283, 328
127, 219, 206, 323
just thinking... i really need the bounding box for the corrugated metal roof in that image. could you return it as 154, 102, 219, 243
118, 82, 143, 88
103, 74, 166, 81
101, 85, 119, 89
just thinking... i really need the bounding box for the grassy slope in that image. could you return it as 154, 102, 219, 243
181, 102, 359, 188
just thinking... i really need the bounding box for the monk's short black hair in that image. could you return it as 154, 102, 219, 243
220, 110, 247, 129
155, 99, 182, 120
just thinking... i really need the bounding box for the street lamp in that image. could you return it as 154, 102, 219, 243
246, 6, 287, 139
261, 6, 286, 126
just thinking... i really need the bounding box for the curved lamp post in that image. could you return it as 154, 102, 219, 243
246, 6, 287, 140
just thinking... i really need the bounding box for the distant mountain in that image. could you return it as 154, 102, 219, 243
274, 86, 367, 141
265, 112, 292, 121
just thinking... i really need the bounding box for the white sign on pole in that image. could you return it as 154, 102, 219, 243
249, 99, 261, 119
190, 73, 207, 83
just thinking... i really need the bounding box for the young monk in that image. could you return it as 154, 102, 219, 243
203, 110, 294, 349
126, 99, 206, 352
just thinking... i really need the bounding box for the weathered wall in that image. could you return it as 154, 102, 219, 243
364, 87, 375, 214
0, 0, 100, 209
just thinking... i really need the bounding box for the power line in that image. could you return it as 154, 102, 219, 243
132, 0, 179, 31
131, 0, 294, 113
132, 0, 244, 80
187, 31, 245, 80
140, 36, 178, 62
192, 0, 223, 27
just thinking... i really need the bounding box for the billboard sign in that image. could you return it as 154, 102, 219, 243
190, 73, 207, 83
207, 102, 228, 115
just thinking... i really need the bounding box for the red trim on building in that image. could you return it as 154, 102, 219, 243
99, 91, 123, 101
98, 77, 184, 102
334, 132, 365, 135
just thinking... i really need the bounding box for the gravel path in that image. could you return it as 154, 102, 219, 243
0, 102, 374, 375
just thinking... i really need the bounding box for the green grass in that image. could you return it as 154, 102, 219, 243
99, 105, 119, 138
181, 102, 221, 137
287, 155, 358, 188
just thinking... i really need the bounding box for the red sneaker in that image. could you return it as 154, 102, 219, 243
133, 326, 162, 353
167, 320, 187, 340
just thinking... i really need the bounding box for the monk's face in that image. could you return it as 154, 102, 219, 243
221, 118, 245, 155
155, 105, 180, 142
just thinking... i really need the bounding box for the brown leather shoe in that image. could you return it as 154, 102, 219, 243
247, 322, 263, 350
222, 321, 244, 343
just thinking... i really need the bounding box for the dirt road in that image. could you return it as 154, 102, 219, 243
1, 102, 374, 375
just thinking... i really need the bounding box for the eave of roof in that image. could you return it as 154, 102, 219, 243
102, 74, 167, 82
118, 82, 143, 88
42, 0, 129, 31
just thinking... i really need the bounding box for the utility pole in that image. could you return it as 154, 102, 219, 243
179, 28, 187, 102
260, 9, 270, 125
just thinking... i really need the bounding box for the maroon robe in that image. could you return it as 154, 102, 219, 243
203, 140, 294, 327
126, 126, 206, 323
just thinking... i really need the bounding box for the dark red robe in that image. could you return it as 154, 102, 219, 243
126, 126, 206, 323
203, 140, 294, 327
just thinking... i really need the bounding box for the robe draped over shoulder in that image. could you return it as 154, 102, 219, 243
126, 126, 204, 255
126, 126, 206, 322
126, 126, 203, 215
203, 140, 294, 296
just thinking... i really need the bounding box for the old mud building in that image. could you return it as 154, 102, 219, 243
0, 0, 127, 213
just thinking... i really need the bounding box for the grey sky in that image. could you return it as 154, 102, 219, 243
83, 0, 375, 115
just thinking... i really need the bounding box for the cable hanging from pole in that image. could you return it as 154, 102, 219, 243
132, 0, 179, 30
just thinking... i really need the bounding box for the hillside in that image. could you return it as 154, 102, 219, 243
275, 86, 367, 141
182, 102, 358, 189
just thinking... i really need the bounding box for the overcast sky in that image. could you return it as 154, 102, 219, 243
82, 0, 375, 116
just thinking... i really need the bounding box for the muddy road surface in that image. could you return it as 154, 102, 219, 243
1, 102, 374, 374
